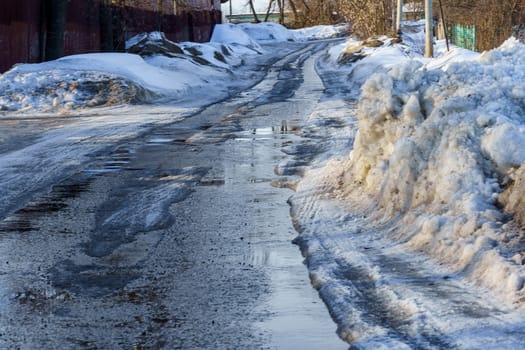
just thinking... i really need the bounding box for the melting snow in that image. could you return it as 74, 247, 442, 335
0, 22, 336, 114
312, 31, 525, 305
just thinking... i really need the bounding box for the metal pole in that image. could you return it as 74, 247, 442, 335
438, 0, 449, 51
425, 0, 433, 57
392, 0, 396, 33
396, 0, 403, 34
229, 0, 233, 22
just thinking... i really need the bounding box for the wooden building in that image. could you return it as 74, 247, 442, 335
0, 0, 223, 72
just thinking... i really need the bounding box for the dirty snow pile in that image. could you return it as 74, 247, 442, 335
322, 22, 441, 100
325, 36, 414, 99
0, 22, 340, 114
0, 58, 156, 113
0, 32, 248, 113
329, 37, 525, 304
322, 21, 477, 98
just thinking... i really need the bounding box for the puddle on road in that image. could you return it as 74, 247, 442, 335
234, 120, 302, 142
84, 147, 141, 174
246, 222, 346, 350
248, 177, 273, 184
219, 114, 346, 349
144, 125, 206, 146
146, 137, 175, 144
103, 161, 131, 169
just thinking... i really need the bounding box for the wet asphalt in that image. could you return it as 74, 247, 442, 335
0, 41, 347, 349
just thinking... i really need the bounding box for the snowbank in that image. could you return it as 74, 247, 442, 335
126, 31, 184, 56
210, 23, 264, 52
0, 23, 345, 113
211, 22, 309, 47
0, 55, 158, 113
325, 37, 413, 99
293, 24, 350, 40
0, 30, 258, 113
426, 45, 481, 71
238, 22, 302, 42
0, 52, 226, 113
336, 37, 525, 305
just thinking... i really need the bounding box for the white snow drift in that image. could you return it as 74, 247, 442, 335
322, 37, 525, 305
0, 22, 344, 114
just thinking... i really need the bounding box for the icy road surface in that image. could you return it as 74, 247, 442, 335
0, 41, 345, 348
2, 38, 525, 350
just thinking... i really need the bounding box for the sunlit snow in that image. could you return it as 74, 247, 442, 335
304, 26, 525, 306
2, 19, 525, 348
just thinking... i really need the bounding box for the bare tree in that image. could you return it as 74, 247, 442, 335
441, 0, 525, 50
288, 0, 300, 25
247, 0, 261, 23
406, 0, 424, 21
337, 0, 393, 38
287, 0, 340, 27
278, 0, 285, 24
264, 0, 276, 22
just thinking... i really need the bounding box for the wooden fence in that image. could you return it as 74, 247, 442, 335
0, 0, 221, 72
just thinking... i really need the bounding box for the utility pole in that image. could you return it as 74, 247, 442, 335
392, 1, 396, 33
396, 0, 403, 34
438, 0, 449, 51
425, 0, 433, 57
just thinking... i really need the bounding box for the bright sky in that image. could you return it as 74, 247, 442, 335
221, 0, 276, 15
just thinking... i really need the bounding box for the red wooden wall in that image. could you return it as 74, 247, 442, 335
0, 0, 43, 71
0, 0, 221, 72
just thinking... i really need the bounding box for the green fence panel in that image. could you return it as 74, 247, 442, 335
447, 23, 477, 51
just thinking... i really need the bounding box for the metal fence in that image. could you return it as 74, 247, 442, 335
446, 22, 525, 52
447, 23, 476, 51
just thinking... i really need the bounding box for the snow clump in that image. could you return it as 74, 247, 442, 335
340, 37, 525, 305
293, 24, 350, 40
0, 55, 159, 113
210, 23, 264, 53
